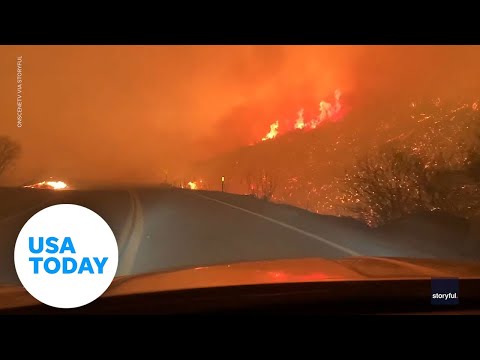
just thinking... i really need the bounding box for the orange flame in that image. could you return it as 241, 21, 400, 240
262, 120, 279, 141
47, 181, 67, 190
294, 109, 305, 129
24, 180, 68, 190
259, 90, 344, 142
187, 181, 198, 190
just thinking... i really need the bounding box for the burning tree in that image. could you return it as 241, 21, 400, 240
244, 168, 277, 201
339, 146, 434, 226
333, 98, 480, 226
339, 141, 480, 227
0, 136, 21, 179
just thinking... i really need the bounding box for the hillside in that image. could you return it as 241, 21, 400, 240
189, 97, 480, 220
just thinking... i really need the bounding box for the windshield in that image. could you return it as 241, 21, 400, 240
1, 45, 479, 308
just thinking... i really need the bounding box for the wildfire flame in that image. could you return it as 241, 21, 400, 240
48, 181, 68, 189
187, 181, 198, 190
24, 181, 68, 190
294, 109, 305, 129
260, 90, 344, 141
262, 120, 279, 141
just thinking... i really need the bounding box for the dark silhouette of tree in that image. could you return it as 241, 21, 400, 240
244, 168, 277, 201
244, 170, 256, 196
0, 136, 21, 179
259, 170, 277, 201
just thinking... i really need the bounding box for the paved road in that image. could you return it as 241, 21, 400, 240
117, 188, 425, 276
0, 187, 442, 284
0, 189, 131, 284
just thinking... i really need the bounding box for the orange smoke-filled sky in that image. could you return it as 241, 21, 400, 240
0, 45, 479, 185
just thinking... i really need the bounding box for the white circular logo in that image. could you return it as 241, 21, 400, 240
14, 204, 118, 309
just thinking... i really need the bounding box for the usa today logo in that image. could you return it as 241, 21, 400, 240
14, 204, 118, 309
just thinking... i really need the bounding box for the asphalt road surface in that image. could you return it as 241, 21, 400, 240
0, 188, 130, 284
0, 187, 456, 285
116, 188, 435, 276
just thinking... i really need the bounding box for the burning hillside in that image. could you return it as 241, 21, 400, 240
259, 90, 346, 142
189, 96, 480, 224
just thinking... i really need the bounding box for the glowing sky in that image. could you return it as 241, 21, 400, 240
1, 45, 479, 185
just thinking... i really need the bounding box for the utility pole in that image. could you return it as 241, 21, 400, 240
221, 176, 225, 192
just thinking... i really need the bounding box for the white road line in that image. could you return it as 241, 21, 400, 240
194, 193, 362, 257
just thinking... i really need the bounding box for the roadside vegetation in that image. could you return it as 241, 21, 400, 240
339, 140, 480, 227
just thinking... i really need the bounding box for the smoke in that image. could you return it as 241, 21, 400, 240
352, 45, 480, 100
200, 46, 480, 158
0, 45, 479, 185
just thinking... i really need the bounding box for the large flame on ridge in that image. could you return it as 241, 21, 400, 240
294, 109, 305, 129
262, 121, 279, 141
261, 89, 344, 142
